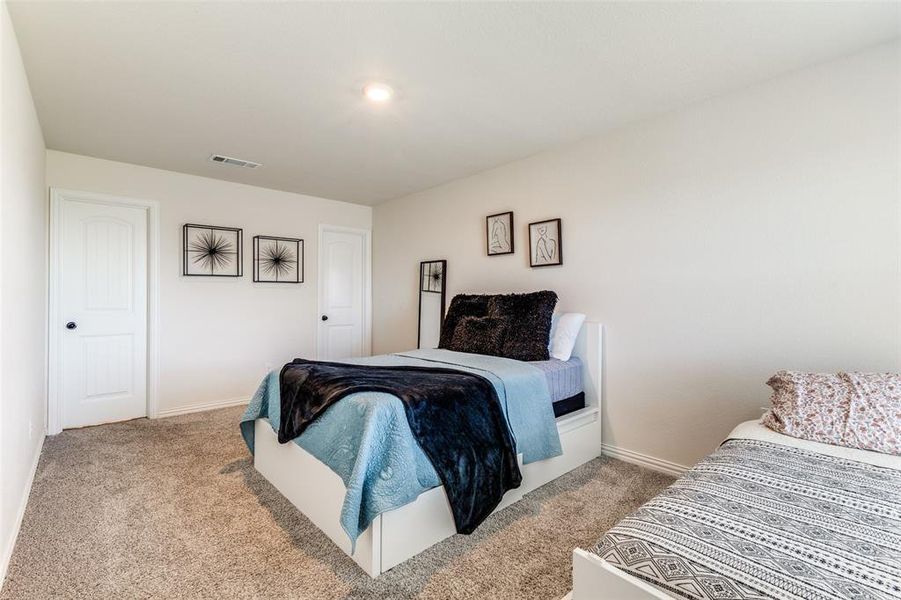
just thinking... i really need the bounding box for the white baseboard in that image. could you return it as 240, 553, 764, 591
601, 443, 688, 477
0, 433, 45, 591
155, 397, 249, 419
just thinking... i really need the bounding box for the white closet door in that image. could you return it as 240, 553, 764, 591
318, 228, 366, 360
59, 199, 147, 428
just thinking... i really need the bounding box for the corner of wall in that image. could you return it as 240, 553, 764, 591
0, 433, 44, 590
0, 2, 50, 589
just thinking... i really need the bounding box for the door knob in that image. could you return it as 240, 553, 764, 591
66, 321, 77, 330
321, 315, 329, 321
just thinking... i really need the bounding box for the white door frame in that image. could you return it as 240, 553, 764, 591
317, 224, 372, 359
48, 188, 161, 434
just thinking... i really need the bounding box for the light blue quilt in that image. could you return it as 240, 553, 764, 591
239, 349, 561, 546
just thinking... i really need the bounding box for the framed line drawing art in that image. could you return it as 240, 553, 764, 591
528, 218, 562, 267
253, 236, 303, 283
183, 223, 243, 277
486, 211, 514, 256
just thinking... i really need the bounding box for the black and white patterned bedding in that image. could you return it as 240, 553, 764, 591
591, 439, 901, 600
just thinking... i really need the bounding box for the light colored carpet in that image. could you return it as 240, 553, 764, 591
1, 406, 673, 600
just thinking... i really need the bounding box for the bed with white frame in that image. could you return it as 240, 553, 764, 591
567, 418, 901, 600
251, 321, 603, 577
571, 548, 673, 600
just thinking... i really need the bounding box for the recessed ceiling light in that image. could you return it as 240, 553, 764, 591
363, 82, 393, 103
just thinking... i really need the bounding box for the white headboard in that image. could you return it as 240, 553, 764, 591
571, 321, 603, 411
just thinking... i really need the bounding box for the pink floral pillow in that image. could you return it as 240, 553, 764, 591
763, 372, 849, 446
843, 372, 901, 455
763, 371, 900, 456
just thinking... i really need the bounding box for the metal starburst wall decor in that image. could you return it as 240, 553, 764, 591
253, 236, 304, 283
183, 224, 243, 277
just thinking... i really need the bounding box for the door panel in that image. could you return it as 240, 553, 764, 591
327, 243, 355, 308
326, 326, 355, 361
83, 219, 133, 310
82, 334, 133, 399
60, 200, 147, 428
318, 229, 366, 360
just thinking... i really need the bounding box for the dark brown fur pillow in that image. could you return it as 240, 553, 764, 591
488, 291, 558, 361
438, 294, 492, 349
447, 316, 509, 356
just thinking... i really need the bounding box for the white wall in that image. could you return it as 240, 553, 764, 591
47, 151, 371, 415
0, 1, 47, 583
373, 43, 901, 468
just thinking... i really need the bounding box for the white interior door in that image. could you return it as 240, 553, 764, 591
58, 199, 148, 429
318, 227, 367, 360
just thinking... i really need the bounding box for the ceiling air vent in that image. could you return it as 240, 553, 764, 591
209, 154, 261, 169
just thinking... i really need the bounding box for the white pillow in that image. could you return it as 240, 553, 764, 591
548, 313, 586, 361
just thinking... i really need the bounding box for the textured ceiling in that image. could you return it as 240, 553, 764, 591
8, 1, 900, 205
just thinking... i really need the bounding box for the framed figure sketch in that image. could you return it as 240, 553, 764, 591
529, 218, 562, 267
486, 211, 514, 256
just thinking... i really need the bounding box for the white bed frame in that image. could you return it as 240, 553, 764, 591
569, 548, 672, 600
252, 322, 603, 577
566, 421, 901, 599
